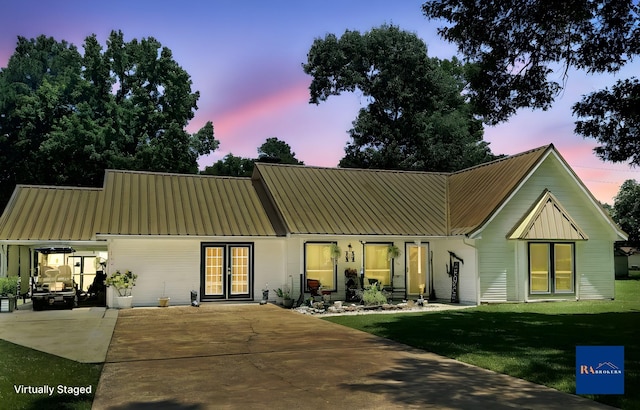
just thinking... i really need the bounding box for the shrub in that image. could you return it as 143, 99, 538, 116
362, 283, 387, 306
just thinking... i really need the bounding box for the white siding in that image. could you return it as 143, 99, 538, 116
430, 238, 478, 305
477, 154, 618, 302
107, 237, 286, 307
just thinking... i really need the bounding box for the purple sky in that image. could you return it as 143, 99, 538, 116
2, 0, 638, 204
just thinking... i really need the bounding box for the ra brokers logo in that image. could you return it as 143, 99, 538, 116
576, 346, 624, 394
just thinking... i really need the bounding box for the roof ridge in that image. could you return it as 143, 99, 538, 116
105, 169, 251, 180
255, 162, 450, 176
13, 184, 103, 191
451, 144, 552, 175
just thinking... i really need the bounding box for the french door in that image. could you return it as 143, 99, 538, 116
201, 243, 253, 301
406, 243, 429, 297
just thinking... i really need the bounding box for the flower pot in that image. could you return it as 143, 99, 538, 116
283, 298, 293, 308
115, 295, 133, 309
0, 295, 16, 313
158, 297, 170, 307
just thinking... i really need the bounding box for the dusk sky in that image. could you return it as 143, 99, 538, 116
2, 0, 639, 204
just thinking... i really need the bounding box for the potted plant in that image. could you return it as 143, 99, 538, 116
273, 288, 284, 305
0, 277, 18, 313
105, 270, 137, 309
158, 281, 170, 307
387, 244, 400, 260
282, 285, 293, 308
330, 243, 341, 263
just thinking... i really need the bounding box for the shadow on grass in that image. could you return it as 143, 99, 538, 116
327, 310, 639, 409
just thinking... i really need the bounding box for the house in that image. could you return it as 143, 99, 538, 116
0, 144, 627, 307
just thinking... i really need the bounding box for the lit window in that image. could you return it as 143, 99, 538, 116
305, 243, 336, 290
365, 244, 391, 286
529, 243, 574, 294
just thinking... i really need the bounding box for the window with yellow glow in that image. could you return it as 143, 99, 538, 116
529, 243, 549, 292
529, 243, 574, 294
365, 244, 391, 286
305, 243, 336, 290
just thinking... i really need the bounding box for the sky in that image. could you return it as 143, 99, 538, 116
1, 0, 638, 204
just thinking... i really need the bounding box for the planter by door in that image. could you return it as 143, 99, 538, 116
283, 298, 293, 308
158, 297, 170, 307
0, 296, 16, 313
115, 296, 133, 309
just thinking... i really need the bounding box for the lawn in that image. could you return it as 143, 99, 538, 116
0, 340, 102, 410
324, 276, 640, 409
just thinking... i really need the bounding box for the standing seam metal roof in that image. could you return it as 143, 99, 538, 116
253, 164, 449, 235
97, 170, 277, 236
3, 144, 612, 241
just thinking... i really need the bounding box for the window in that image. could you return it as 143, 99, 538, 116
305, 243, 336, 290
365, 244, 392, 286
529, 243, 574, 294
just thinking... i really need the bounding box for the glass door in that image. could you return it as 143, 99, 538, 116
202, 244, 252, 300
407, 244, 429, 297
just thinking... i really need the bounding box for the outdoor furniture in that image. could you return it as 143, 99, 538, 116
306, 279, 320, 298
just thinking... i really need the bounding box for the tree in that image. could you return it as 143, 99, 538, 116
422, 0, 640, 163
257, 137, 304, 165
201, 154, 255, 177
612, 179, 640, 244
201, 137, 303, 177
303, 25, 498, 172
0, 31, 218, 209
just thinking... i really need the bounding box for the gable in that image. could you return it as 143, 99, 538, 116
508, 190, 588, 240
448, 145, 550, 235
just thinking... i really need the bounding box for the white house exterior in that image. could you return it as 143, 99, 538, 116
0, 144, 626, 308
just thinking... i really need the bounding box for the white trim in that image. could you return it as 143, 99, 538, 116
95, 234, 281, 240
0, 240, 107, 247
469, 149, 552, 239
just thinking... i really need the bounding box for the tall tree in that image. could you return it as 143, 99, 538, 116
0, 31, 218, 209
201, 153, 255, 177
612, 179, 640, 244
201, 137, 303, 177
303, 25, 497, 172
257, 137, 304, 165
422, 0, 640, 164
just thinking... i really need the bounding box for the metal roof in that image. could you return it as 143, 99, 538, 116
253, 164, 448, 235
0, 186, 102, 241
448, 145, 551, 235
2, 144, 620, 241
97, 170, 277, 236
508, 190, 588, 240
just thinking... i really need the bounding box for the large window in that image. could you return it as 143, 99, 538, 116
365, 244, 392, 286
529, 243, 574, 294
305, 243, 336, 290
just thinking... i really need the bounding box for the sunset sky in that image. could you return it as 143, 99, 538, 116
1, 0, 638, 204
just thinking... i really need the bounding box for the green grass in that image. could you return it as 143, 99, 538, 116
0, 340, 102, 410
324, 276, 640, 409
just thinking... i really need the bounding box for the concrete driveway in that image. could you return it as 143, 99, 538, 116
93, 304, 611, 410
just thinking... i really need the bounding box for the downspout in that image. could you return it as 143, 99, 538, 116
0, 244, 7, 277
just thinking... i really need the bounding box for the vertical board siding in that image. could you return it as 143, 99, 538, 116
478, 156, 616, 302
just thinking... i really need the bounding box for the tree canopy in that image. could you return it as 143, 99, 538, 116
303, 25, 498, 172
0, 31, 218, 209
201, 137, 303, 177
612, 179, 640, 244
422, 0, 640, 165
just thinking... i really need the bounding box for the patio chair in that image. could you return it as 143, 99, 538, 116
306, 279, 321, 298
